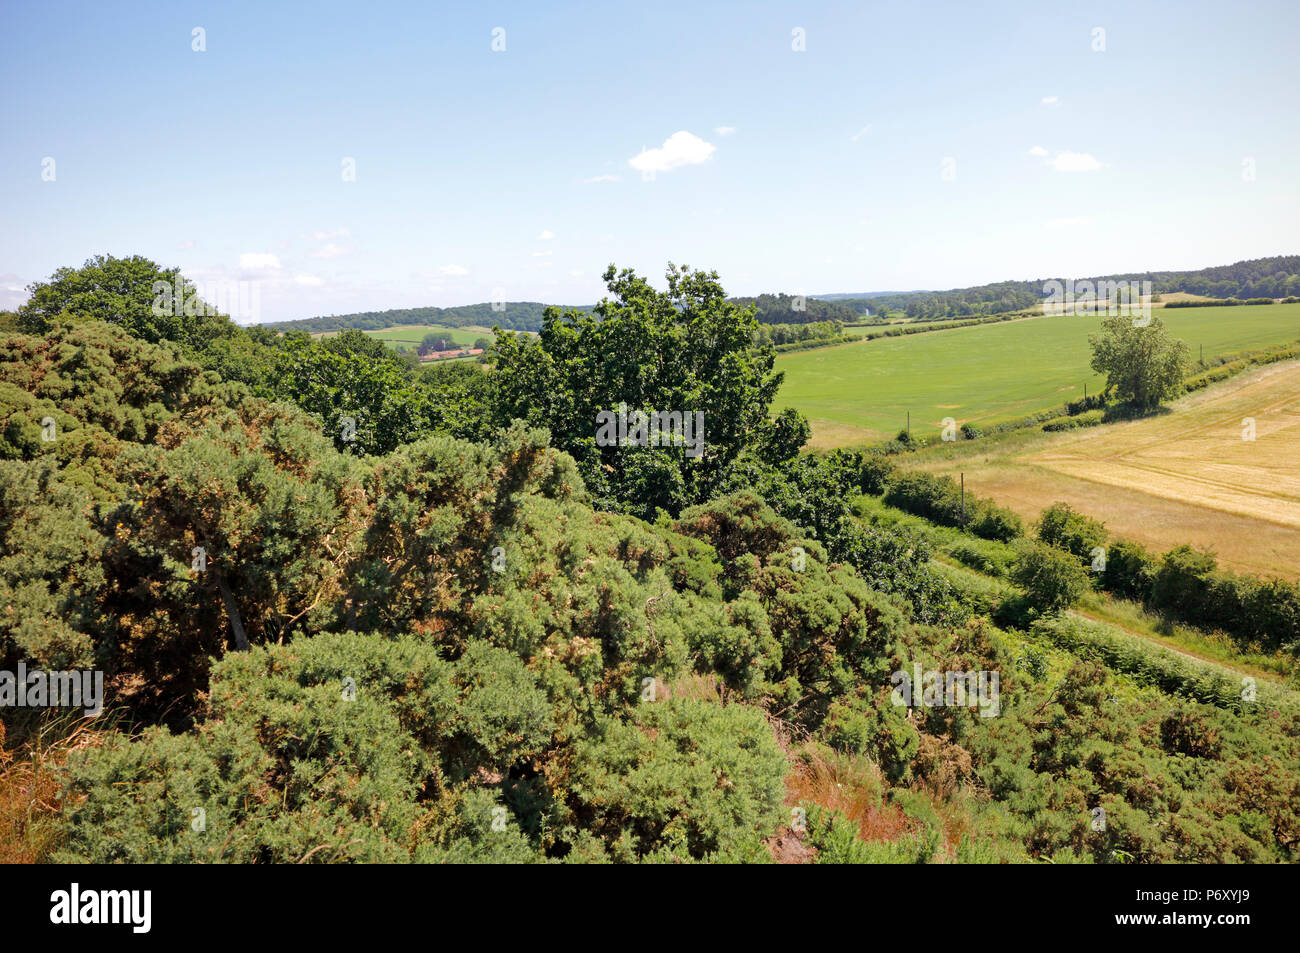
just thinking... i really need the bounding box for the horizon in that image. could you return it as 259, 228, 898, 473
262, 250, 1300, 326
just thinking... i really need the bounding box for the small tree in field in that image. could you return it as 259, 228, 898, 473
1088, 315, 1189, 409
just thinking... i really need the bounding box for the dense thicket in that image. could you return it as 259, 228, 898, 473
2, 255, 1297, 864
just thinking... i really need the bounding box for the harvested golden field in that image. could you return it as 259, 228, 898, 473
916, 360, 1300, 580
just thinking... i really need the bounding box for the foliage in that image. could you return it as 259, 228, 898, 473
1010, 541, 1090, 614
8, 254, 1300, 867
1089, 315, 1190, 409
881, 470, 1022, 543
1036, 502, 1108, 564
493, 263, 783, 519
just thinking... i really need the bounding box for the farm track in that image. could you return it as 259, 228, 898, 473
1069, 608, 1282, 684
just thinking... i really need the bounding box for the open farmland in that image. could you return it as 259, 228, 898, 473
775, 302, 1300, 447
913, 359, 1300, 580
315, 323, 493, 349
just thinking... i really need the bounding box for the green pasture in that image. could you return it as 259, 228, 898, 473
775, 302, 1300, 443
319, 324, 492, 350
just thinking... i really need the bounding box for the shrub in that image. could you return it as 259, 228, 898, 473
804, 803, 940, 864
1151, 545, 1217, 608
1146, 545, 1300, 651
1036, 502, 1108, 563
1100, 539, 1157, 601
883, 471, 963, 525
858, 453, 896, 495
1010, 541, 1090, 613
821, 695, 919, 781
968, 500, 1024, 543
1042, 409, 1105, 432
569, 699, 787, 862
1029, 616, 1272, 713
881, 470, 1022, 543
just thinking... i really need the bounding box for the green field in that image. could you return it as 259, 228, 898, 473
317, 323, 493, 350
775, 302, 1300, 446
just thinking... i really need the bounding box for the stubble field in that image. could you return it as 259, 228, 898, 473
914, 359, 1300, 579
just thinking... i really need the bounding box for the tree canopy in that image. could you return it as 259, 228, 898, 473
1089, 314, 1190, 409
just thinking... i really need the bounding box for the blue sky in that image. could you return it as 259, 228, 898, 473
2, 0, 1297, 322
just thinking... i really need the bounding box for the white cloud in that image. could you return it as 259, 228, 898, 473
1047, 217, 1095, 228
1028, 145, 1049, 157
537, 229, 555, 240
311, 227, 350, 240
850, 124, 872, 141
569, 269, 584, 277
532, 250, 553, 257
437, 264, 468, 277
0, 279, 27, 309
1051, 151, 1102, 172
1041, 96, 1060, 105
177, 239, 195, 250
714, 125, 737, 136
628, 131, 715, 177
311, 243, 349, 259
239, 253, 281, 271
294, 274, 323, 286
582, 174, 621, 183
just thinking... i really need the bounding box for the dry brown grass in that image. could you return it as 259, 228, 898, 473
784, 744, 911, 843
919, 360, 1300, 579
0, 717, 105, 864
662, 671, 730, 705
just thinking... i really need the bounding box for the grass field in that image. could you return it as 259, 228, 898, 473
775, 302, 1300, 447
912, 359, 1300, 580
315, 324, 494, 349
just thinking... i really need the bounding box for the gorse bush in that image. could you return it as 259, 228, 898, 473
56, 632, 788, 863
5, 254, 1299, 866
5, 313, 930, 861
